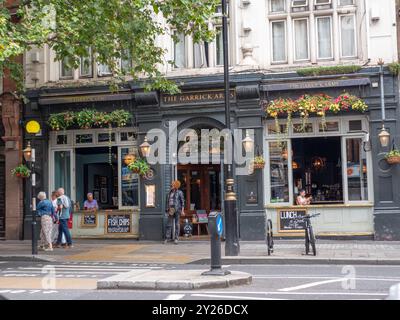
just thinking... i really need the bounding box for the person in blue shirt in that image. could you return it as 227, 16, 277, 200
54, 188, 73, 248
36, 192, 56, 251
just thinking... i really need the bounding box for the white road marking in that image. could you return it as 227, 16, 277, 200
254, 275, 400, 282
42, 290, 58, 294
0, 290, 11, 293
9, 290, 26, 294
279, 278, 346, 292
192, 294, 284, 300
164, 294, 185, 300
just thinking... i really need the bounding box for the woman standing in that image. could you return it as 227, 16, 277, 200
165, 180, 185, 244
37, 192, 56, 251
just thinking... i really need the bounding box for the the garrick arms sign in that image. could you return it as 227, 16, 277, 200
161, 89, 236, 106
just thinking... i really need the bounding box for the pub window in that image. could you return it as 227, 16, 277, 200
97, 62, 112, 77
293, 122, 313, 133
345, 138, 368, 201
293, 18, 310, 61
56, 135, 68, 145
120, 132, 137, 142
76, 134, 93, 144
270, 0, 286, 13
60, 57, 73, 79
339, 14, 356, 58
268, 141, 290, 203
119, 147, 139, 208
80, 48, 93, 78
348, 120, 362, 132
316, 16, 333, 59
173, 32, 187, 69
268, 123, 287, 135
98, 132, 116, 143
319, 121, 339, 132
271, 20, 287, 63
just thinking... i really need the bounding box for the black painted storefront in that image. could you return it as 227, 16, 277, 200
22, 67, 400, 241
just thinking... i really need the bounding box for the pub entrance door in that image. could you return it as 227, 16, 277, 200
177, 164, 222, 236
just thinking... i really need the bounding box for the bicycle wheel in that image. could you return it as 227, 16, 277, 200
309, 226, 317, 256
268, 219, 274, 253
305, 227, 310, 255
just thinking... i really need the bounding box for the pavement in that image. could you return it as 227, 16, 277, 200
1, 239, 400, 265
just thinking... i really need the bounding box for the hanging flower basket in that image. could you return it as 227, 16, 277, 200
127, 158, 150, 176
252, 156, 265, 170
11, 164, 31, 178
385, 150, 400, 164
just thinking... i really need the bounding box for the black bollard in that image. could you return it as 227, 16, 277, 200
202, 212, 231, 276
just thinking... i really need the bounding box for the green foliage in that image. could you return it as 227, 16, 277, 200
127, 158, 150, 176
11, 164, 31, 178
48, 109, 131, 130
0, 0, 220, 94
388, 62, 400, 76
296, 65, 362, 77
385, 150, 400, 158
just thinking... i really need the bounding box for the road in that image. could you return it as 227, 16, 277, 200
0, 261, 398, 300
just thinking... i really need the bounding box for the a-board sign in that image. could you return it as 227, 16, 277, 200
81, 213, 97, 228
106, 214, 131, 234
278, 209, 307, 232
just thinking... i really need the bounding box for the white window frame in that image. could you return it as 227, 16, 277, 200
172, 31, 188, 70
269, 0, 286, 14
79, 48, 93, 78
270, 20, 288, 64
293, 18, 310, 62
314, 0, 331, 5
315, 15, 334, 60
59, 58, 74, 80
291, 0, 308, 8
339, 13, 357, 58
118, 146, 140, 210
214, 25, 224, 67
264, 116, 373, 206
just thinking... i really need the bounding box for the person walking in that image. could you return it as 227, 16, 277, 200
54, 188, 73, 249
164, 180, 185, 245
36, 192, 56, 252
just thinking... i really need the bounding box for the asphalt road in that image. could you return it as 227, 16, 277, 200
0, 261, 398, 300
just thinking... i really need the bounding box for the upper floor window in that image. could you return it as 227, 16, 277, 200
316, 16, 333, 59
215, 27, 224, 66
293, 18, 309, 61
60, 57, 73, 79
80, 48, 93, 78
270, 0, 286, 13
339, 0, 354, 5
340, 14, 356, 58
173, 32, 187, 69
271, 20, 287, 63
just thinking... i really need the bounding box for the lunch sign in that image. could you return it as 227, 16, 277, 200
278, 208, 307, 232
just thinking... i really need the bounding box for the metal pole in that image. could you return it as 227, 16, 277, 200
31, 148, 37, 255
222, 0, 239, 256
379, 63, 386, 122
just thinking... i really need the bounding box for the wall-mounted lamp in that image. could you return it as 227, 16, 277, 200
23, 141, 33, 162
378, 125, 390, 147
242, 130, 254, 153
139, 136, 151, 158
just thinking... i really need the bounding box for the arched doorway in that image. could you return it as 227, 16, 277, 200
175, 118, 225, 236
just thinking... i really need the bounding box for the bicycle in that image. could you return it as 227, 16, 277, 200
293, 213, 320, 256
265, 219, 274, 255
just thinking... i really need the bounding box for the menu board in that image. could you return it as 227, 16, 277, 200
278, 209, 307, 232
81, 213, 97, 227
106, 214, 131, 234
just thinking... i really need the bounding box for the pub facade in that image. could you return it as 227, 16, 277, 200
22, 66, 400, 241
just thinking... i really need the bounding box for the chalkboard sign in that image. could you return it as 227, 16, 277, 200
106, 214, 131, 234
81, 213, 97, 227
278, 209, 307, 232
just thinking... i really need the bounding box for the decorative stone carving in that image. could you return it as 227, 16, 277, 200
0, 92, 21, 150
239, 43, 258, 67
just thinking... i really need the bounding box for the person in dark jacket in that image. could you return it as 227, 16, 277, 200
165, 180, 185, 244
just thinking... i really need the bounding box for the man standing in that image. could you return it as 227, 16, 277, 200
54, 188, 73, 249
165, 180, 185, 244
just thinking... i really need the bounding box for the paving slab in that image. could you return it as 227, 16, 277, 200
97, 269, 252, 290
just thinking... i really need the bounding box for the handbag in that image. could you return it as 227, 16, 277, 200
168, 207, 176, 216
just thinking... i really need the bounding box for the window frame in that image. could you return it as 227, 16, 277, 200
293, 17, 310, 62
79, 48, 93, 78
339, 13, 357, 58
270, 19, 288, 64
118, 146, 140, 210
291, 0, 308, 8
339, 0, 354, 6
315, 15, 334, 60
172, 31, 188, 69
59, 58, 74, 80
269, 0, 286, 14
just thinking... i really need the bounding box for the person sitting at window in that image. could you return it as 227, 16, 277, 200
296, 189, 312, 206
84, 193, 99, 212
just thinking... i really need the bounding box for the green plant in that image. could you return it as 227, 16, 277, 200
75, 109, 96, 129
253, 156, 265, 164
296, 65, 361, 77
109, 110, 131, 127
388, 62, 400, 76
127, 158, 150, 176
11, 164, 31, 178
385, 150, 400, 158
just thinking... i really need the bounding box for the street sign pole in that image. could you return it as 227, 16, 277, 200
202, 212, 231, 276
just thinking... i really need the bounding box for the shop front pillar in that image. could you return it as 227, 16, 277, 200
1, 92, 23, 240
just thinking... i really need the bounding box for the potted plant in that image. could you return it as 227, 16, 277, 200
11, 164, 31, 178
252, 156, 265, 169
385, 150, 400, 164
127, 158, 150, 176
